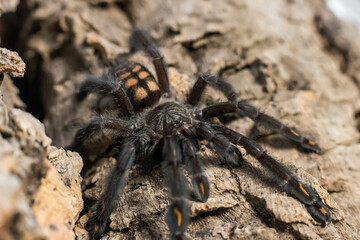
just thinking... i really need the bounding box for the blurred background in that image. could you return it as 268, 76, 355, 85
327, 0, 360, 32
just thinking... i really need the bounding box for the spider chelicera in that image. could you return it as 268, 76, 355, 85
69, 29, 331, 239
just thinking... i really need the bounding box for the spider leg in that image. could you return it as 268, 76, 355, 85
86, 142, 136, 239
199, 101, 320, 152
162, 135, 189, 239
69, 116, 135, 158
211, 124, 331, 225
75, 75, 135, 116
130, 29, 170, 96
174, 124, 210, 202
196, 122, 243, 165
188, 73, 237, 106
183, 138, 210, 203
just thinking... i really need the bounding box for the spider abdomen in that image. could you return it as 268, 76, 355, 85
113, 62, 161, 110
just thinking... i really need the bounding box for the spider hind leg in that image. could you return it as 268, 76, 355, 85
200, 101, 320, 153
187, 73, 237, 106
212, 124, 331, 225
196, 122, 244, 166
175, 124, 210, 203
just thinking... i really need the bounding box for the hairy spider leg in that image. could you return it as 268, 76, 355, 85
162, 136, 190, 240
75, 75, 135, 116
69, 116, 135, 158
183, 138, 210, 203
200, 101, 320, 152
130, 29, 170, 96
187, 73, 237, 106
211, 124, 331, 225
174, 124, 210, 202
86, 142, 136, 239
196, 122, 244, 165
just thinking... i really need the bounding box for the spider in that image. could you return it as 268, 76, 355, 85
69, 29, 331, 239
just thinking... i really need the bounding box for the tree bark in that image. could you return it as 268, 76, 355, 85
1, 0, 360, 239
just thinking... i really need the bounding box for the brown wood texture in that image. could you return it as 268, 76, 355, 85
1, 0, 360, 239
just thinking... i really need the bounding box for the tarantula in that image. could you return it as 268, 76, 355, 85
70, 29, 331, 239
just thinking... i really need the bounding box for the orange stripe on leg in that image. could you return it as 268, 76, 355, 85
299, 182, 310, 196
200, 182, 205, 196
308, 140, 315, 146
319, 207, 327, 215
290, 129, 299, 136
173, 207, 182, 227
94, 225, 99, 231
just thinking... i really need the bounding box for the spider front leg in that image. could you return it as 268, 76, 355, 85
174, 124, 210, 202
200, 101, 320, 152
68, 116, 135, 159
211, 124, 331, 225
196, 122, 244, 165
162, 136, 189, 239
75, 75, 135, 116
86, 142, 136, 239
187, 73, 237, 106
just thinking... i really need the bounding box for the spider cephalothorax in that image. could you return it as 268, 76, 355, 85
70, 29, 331, 239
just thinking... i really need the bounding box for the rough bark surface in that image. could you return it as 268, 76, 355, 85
1, 0, 360, 239
0, 59, 83, 240
0, 15, 83, 240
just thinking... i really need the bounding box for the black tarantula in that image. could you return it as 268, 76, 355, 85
70, 29, 331, 239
